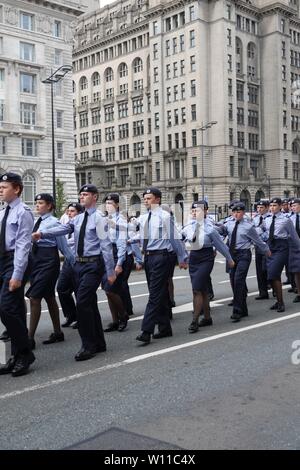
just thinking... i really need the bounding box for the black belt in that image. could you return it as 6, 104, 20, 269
76, 255, 101, 263
145, 249, 169, 256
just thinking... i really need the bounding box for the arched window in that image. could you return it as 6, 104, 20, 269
119, 62, 128, 78
104, 67, 114, 82
130, 194, 141, 216
22, 173, 37, 208
72, 81, 76, 93
240, 189, 251, 211
79, 76, 88, 90
133, 57, 143, 73
92, 72, 100, 87
255, 190, 265, 201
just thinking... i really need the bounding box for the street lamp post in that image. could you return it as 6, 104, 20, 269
42, 65, 72, 207
196, 121, 218, 200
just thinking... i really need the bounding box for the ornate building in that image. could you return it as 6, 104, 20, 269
73, 0, 300, 215
0, 0, 87, 207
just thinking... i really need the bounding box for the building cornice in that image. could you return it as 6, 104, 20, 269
73, 21, 149, 57
257, 2, 296, 19
234, 0, 260, 19
143, 0, 193, 20
19, 0, 86, 17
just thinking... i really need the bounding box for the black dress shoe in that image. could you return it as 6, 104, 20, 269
270, 302, 278, 310
104, 322, 119, 332
208, 293, 214, 301
227, 301, 233, 307
0, 356, 16, 375
118, 318, 128, 332
11, 352, 35, 377
0, 330, 10, 342
72, 321, 78, 329
170, 300, 176, 308
231, 312, 242, 322
288, 287, 295, 293
75, 348, 95, 361
188, 321, 199, 333
198, 317, 213, 327
152, 330, 172, 339
255, 294, 269, 300
42, 331, 64, 344
127, 311, 134, 316
28, 338, 36, 350
136, 332, 151, 344
61, 318, 76, 328
293, 295, 300, 303
95, 344, 106, 353
277, 303, 285, 313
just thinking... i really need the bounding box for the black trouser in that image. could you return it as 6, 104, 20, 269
57, 260, 76, 321
142, 251, 172, 334
230, 249, 252, 316
0, 253, 30, 356
121, 253, 134, 315
255, 249, 268, 296
73, 256, 106, 351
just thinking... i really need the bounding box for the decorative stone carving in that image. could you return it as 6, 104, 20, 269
36, 14, 52, 34
5, 6, 18, 25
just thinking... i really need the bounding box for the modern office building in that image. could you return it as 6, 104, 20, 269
73, 0, 300, 216
0, 0, 87, 207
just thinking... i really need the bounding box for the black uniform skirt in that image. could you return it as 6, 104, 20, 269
267, 239, 289, 281
288, 243, 300, 274
101, 243, 123, 293
26, 246, 60, 299
189, 247, 214, 292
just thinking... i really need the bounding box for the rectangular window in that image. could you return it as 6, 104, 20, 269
237, 131, 245, 148
156, 162, 160, 181
190, 55, 196, 72
284, 158, 288, 178
237, 82, 244, 101
20, 73, 36, 94
229, 128, 233, 145
189, 30, 195, 48
57, 142, 64, 159
0, 136, 6, 155
192, 157, 197, 177
250, 159, 259, 178
180, 59, 185, 75
118, 123, 129, 139
106, 169, 115, 185
132, 98, 143, 114
118, 102, 128, 119
133, 141, 144, 158
283, 134, 288, 150
119, 145, 129, 161
22, 138, 38, 157
153, 43, 158, 60
230, 156, 234, 177
182, 131, 186, 148
168, 134, 172, 150
105, 147, 115, 162
56, 110, 63, 128
237, 107, 244, 125
54, 49, 63, 66
228, 54, 232, 71
20, 42, 35, 62
105, 126, 115, 142
92, 129, 101, 144
133, 120, 144, 136
179, 34, 185, 52
155, 136, 160, 152
104, 105, 114, 122
173, 37, 177, 54
191, 104, 196, 121
293, 162, 299, 181
134, 166, 144, 186
192, 129, 197, 146
191, 79, 196, 97
53, 20, 62, 38
238, 157, 245, 177
0, 99, 4, 121
91, 109, 101, 125
20, 12, 34, 31
20, 103, 36, 125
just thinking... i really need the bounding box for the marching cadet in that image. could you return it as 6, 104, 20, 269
219, 202, 271, 322
0, 173, 35, 377
182, 201, 235, 333
285, 198, 300, 303
253, 200, 271, 300
26, 193, 74, 349
57, 202, 83, 328
102, 193, 129, 333
135, 187, 188, 344
261, 197, 300, 312
32, 184, 116, 361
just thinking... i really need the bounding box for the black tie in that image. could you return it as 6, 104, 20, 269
192, 222, 200, 243
296, 214, 300, 238
269, 215, 276, 242
77, 211, 89, 257
229, 220, 240, 254
258, 215, 263, 226
0, 205, 10, 256
143, 211, 151, 253
32, 217, 42, 255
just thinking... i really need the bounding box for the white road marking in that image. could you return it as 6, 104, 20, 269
1, 310, 300, 401
218, 275, 257, 284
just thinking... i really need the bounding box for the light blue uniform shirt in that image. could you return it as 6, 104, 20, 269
182, 218, 234, 263
0, 198, 34, 280
137, 206, 187, 263
107, 212, 127, 266
127, 221, 143, 265
262, 212, 300, 249
219, 219, 269, 253
33, 213, 74, 263
39, 207, 115, 277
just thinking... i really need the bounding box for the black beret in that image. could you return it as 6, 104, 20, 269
35, 193, 54, 204
232, 202, 246, 211
290, 198, 300, 204
142, 187, 162, 198
105, 193, 119, 204
68, 202, 83, 212
191, 200, 208, 210
79, 184, 98, 194
257, 199, 269, 207
269, 197, 282, 204
282, 198, 290, 204
0, 172, 22, 185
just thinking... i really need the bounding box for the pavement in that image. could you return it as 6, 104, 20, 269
0, 254, 300, 450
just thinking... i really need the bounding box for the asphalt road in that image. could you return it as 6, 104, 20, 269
1, 253, 300, 450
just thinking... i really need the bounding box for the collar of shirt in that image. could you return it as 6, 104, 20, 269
86, 206, 96, 216
8, 197, 21, 210
41, 212, 52, 221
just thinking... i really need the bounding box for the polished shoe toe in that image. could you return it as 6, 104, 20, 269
0, 356, 16, 375
227, 301, 233, 307
198, 317, 213, 327
188, 321, 199, 333
231, 313, 242, 322
11, 352, 35, 377
152, 330, 172, 339
293, 295, 300, 303
104, 322, 119, 332
255, 295, 269, 300
43, 332, 64, 344
277, 303, 285, 313
61, 318, 76, 328
75, 348, 95, 361
136, 332, 151, 344
28, 338, 36, 350
72, 321, 78, 329
118, 317, 128, 332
